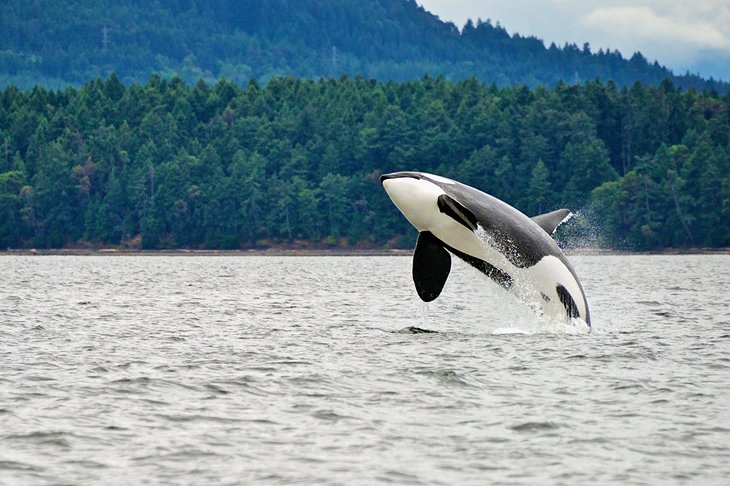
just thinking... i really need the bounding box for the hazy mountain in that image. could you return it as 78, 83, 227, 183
1, 0, 727, 91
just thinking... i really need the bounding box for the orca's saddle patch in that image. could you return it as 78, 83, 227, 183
413, 231, 451, 302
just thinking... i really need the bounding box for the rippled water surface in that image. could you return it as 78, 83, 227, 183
1, 254, 729, 484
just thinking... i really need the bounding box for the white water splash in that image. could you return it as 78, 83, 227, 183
468, 224, 591, 335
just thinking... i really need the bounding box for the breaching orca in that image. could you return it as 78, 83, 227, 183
381, 172, 590, 327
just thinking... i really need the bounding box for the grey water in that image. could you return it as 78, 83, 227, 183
1, 254, 729, 485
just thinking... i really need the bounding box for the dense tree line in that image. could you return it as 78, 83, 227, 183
0, 75, 728, 250
1, 0, 727, 93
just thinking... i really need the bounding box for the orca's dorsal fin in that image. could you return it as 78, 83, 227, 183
412, 231, 451, 302
531, 209, 572, 235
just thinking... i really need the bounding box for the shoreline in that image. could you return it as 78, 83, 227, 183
0, 248, 413, 257
1, 247, 729, 257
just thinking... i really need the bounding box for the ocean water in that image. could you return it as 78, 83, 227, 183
1, 254, 729, 484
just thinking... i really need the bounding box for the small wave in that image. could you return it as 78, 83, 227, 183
204, 383, 230, 395
416, 369, 472, 387
4, 431, 72, 448
311, 410, 353, 421
242, 418, 279, 425
397, 326, 438, 334
156, 413, 243, 424
269, 359, 312, 366
377, 470, 421, 483
0, 460, 39, 472
219, 377, 270, 396
611, 383, 646, 391
135, 448, 221, 463
110, 376, 154, 385
114, 360, 148, 370
568, 436, 610, 444
64, 460, 108, 469
510, 421, 561, 432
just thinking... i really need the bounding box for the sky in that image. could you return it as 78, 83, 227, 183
417, 0, 730, 81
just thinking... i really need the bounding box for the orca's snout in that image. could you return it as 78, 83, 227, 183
379, 172, 422, 184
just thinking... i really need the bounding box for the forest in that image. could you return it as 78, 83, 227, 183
1, 75, 728, 251
1, 0, 727, 93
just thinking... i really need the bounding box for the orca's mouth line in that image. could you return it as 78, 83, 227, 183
379, 172, 421, 183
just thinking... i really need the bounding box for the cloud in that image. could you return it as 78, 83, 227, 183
583, 6, 730, 51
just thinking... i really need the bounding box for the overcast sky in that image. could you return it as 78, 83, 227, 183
417, 0, 730, 81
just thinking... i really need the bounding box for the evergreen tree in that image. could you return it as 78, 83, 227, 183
0, 75, 727, 251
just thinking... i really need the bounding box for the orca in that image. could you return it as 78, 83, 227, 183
380, 172, 591, 327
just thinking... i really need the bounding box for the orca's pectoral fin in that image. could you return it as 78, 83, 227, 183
412, 231, 451, 302
531, 208, 572, 235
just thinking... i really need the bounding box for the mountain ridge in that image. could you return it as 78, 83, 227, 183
1, 0, 727, 92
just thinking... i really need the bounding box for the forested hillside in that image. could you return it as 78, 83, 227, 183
1, 76, 728, 250
1, 0, 727, 92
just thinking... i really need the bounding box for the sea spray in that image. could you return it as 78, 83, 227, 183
554, 202, 618, 251
471, 224, 591, 334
